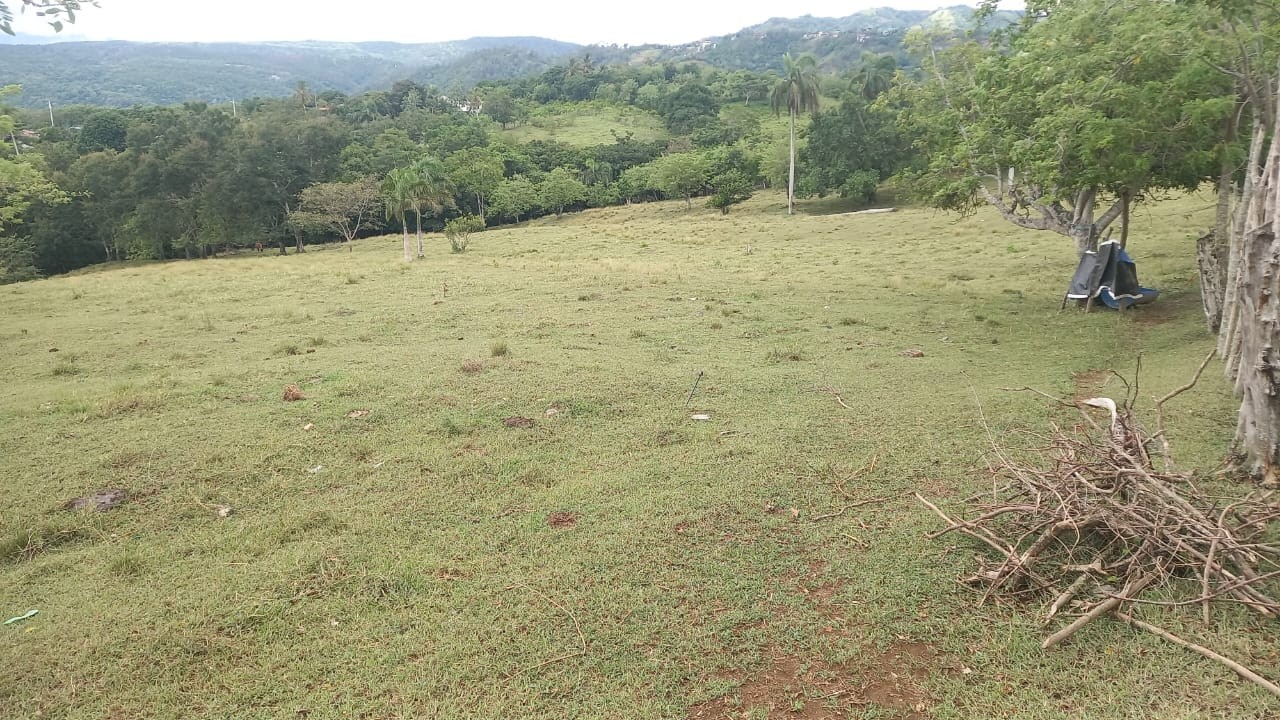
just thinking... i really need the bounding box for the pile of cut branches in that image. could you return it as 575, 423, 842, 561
917, 387, 1280, 698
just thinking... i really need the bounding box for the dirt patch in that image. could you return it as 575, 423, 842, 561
862, 641, 936, 718
1070, 368, 1110, 399
688, 639, 938, 720
899, 348, 925, 358
691, 559, 939, 720
63, 488, 129, 512
547, 511, 579, 528
282, 384, 306, 402
503, 416, 535, 428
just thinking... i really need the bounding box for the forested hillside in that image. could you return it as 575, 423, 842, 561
0, 37, 581, 107
0, 6, 1015, 108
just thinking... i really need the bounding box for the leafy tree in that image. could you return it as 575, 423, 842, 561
298, 176, 382, 250
340, 128, 421, 178
444, 215, 484, 253
76, 110, 128, 153
445, 146, 504, 222
895, 0, 1234, 254
653, 151, 711, 209
202, 110, 349, 254
770, 53, 821, 215
1, 86, 68, 281
707, 170, 754, 214
659, 82, 720, 135
0, 150, 66, 238
801, 93, 902, 203
539, 167, 586, 217
490, 175, 538, 223
482, 87, 520, 128
616, 164, 656, 204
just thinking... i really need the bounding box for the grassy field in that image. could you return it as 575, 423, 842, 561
1, 190, 1272, 719
501, 104, 668, 147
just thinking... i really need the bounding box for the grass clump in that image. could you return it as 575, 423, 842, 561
490, 341, 510, 357
765, 347, 806, 363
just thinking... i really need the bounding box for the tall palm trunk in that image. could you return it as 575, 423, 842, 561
787, 108, 797, 215
401, 213, 411, 262
415, 209, 424, 258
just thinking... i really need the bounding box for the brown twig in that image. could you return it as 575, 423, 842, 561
1115, 611, 1280, 701
501, 583, 588, 680
811, 497, 889, 522
1152, 348, 1217, 473
819, 385, 853, 410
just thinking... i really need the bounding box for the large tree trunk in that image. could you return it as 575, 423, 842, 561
402, 220, 411, 262
1224, 78, 1280, 478
1070, 188, 1098, 255
1221, 118, 1271, 381
787, 109, 796, 216
1198, 230, 1228, 334
1199, 115, 1240, 334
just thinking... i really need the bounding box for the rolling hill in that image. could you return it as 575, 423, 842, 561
0, 6, 1016, 108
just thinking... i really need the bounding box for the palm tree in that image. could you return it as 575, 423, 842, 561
770, 53, 821, 215
381, 167, 416, 261
408, 157, 454, 258
850, 52, 896, 102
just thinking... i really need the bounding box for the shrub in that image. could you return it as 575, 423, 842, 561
445, 216, 485, 254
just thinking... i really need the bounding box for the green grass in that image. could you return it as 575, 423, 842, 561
0, 190, 1270, 719
501, 102, 668, 146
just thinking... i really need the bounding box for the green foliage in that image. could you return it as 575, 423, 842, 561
445, 147, 504, 220
538, 167, 587, 216
299, 176, 382, 244
895, 0, 1236, 238
490, 175, 539, 222
706, 170, 754, 214
75, 110, 127, 153
801, 93, 902, 202
444, 215, 484, 253
652, 152, 712, 208
770, 53, 821, 120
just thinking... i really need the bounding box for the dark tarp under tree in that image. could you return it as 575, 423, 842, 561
1064, 240, 1158, 310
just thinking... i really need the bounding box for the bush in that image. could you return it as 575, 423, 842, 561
444, 216, 485, 253
706, 170, 754, 214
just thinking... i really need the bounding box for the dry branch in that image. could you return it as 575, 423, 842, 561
918, 370, 1280, 696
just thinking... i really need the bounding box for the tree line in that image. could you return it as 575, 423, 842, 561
0, 50, 918, 279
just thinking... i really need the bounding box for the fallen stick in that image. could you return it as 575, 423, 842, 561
915, 493, 1015, 557
1115, 611, 1280, 701
1046, 572, 1093, 623
1042, 573, 1155, 649
819, 385, 853, 411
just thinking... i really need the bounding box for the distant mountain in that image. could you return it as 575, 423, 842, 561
0, 6, 1015, 108
590, 6, 1017, 72
0, 37, 582, 107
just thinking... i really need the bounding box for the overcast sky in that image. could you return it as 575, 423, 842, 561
3, 0, 975, 45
